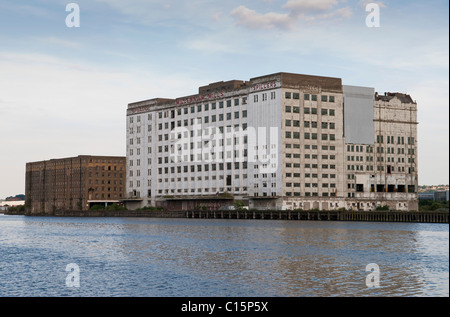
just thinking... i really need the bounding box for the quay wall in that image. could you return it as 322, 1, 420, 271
6, 209, 448, 223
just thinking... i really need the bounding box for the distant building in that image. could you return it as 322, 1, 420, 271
419, 191, 449, 202
0, 200, 25, 211
126, 72, 418, 211
25, 155, 126, 214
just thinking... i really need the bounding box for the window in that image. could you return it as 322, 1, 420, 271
321, 109, 328, 115
293, 106, 300, 113
304, 94, 310, 100
286, 106, 291, 113
312, 95, 317, 101
293, 93, 299, 100
304, 107, 310, 114
329, 96, 335, 103
285, 92, 291, 99
329, 109, 335, 116
321, 95, 328, 102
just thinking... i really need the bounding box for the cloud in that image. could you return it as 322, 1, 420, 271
231, 0, 352, 30
283, 0, 339, 14
230, 5, 293, 30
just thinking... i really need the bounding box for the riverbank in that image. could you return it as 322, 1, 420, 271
4, 209, 448, 223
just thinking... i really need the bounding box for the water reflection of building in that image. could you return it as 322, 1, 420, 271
25, 155, 126, 214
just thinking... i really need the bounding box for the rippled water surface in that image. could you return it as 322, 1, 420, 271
0, 215, 448, 297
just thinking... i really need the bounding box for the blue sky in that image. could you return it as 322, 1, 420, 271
0, 0, 448, 198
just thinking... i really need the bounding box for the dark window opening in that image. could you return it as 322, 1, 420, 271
226, 175, 232, 186
356, 184, 364, 192
376, 184, 385, 193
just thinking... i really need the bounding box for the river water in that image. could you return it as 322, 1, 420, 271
0, 215, 448, 297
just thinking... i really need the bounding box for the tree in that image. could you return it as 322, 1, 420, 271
233, 200, 246, 211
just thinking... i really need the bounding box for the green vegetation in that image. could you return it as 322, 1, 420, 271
6, 204, 25, 213
375, 205, 390, 211
136, 206, 164, 212
233, 200, 246, 211
419, 199, 449, 212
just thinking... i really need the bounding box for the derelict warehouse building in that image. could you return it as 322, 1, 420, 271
125, 72, 418, 212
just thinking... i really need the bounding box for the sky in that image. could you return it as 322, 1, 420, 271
0, 0, 448, 199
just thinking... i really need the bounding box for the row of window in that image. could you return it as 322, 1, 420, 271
346, 165, 415, 173
132, 172, 339, 181
156, 162, 251, 173
154, 111, 249, 130
376, 146, 416, 155
285, 106, 336, 116
88, 179, 123, 185
286, 144, 337, 151
129, 99, 248, 125
286, 192, 337, 197
285, 163, 337, 169
287, 154, 336, 160
285, 93, 335, 103
253, 92, 276, 102
347, 144, 416, 155
285, 132, 336, 140
376, 135, 415, 145
286, 183, 336, 188
285, 120, 336, 129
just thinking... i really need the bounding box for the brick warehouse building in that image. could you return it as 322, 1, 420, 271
125, 72, 418, 212
25, 155, 126, 214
